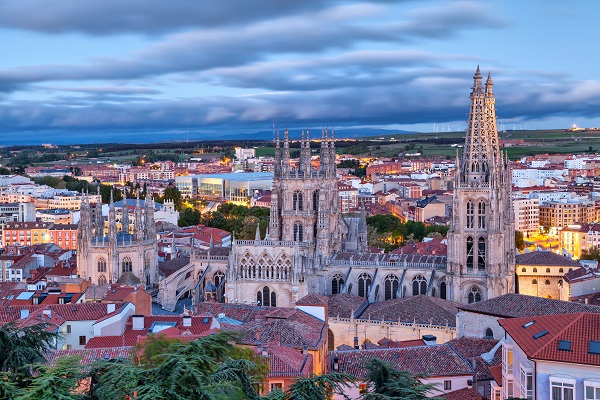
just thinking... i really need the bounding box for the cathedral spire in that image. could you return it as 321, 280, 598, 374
255, 223, 261, 241
282, 128, 291, 177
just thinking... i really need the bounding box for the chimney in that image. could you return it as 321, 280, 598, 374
422, 334, 437, 346
107, 303, 116, 314
132, 315, 145, 330
182, 315, 192, 327
20, 309, 30, 319
302, 345, 308, 355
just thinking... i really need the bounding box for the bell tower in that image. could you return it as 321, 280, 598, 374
446, 66, 515, 304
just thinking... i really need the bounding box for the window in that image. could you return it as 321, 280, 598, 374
484, 328, 493, 339
444, 380, 452, 391
520, 368, 533, 399
440, 281, 447, 300
478, 201, 486, 228
507, 379, 514, 398
293, 223, 304, 242
122, 257, 132, 273
98, 274, 107, 286
384, 274, 399, 300
585, 381, 600, 400
97, 257, 107, 273
358, 273, 372, 298
66, 325, 71, 334
466, 237, 474, 269
546, 268, 551, 273
270, 383, 283, 392
532, 279, 538, 285
551, 380, 574, 400
79, 336, 87, 346
293, 191, 303, 211
313, 190, 319, 211
545, 280, 551, 285
412, 275, 426, 296
533, 268, 538, 273
502, 346, 514, 375
262, 286, 271, 307
522, 267, 526, 272
478, 237, 486, 270
331, 274, 344, 295
466, 201, 474, 228
468, 286, 482, 304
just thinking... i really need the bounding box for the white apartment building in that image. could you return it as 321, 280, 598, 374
513, 197, 539, 233
512, 167, 568, 187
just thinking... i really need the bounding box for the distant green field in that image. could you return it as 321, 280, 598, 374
255, 147, 275, 157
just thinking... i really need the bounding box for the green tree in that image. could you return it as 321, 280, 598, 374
261, 373, 354, 400
363, 358, 441, 399
163, 186, 183, 211
515, 230, 525, 252
16, 356, 83, 400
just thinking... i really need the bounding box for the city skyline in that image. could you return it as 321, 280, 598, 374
1, 0, 600, 144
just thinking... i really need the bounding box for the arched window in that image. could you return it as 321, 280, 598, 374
357, 273, 372, 298
478, 201, 486, 228
122, 257, 132, 273
558, 279, 563, 286
412, 275, 426, 296
440, 281, 447, 300
293, 191, 303, 211
478, 237, 486, 270
522, 267, 526, 272
98, 274, 107, 286
331, 274, 344, 295
384, 274, 399, 301
568, 268, 573, 273
313, 190, 319, 211
545, 268, 550, 273
214, 271, 225, 288
293, 223, 304, 242
533, 268, 538, 273
466, 201, 474, 229
271, 291, 277, 307
484, 328, 493, 339
545, 280, 550, 285
466, 237, 474, 269
256, 291, 262, 306
532, 279, 538, 285
468, 286, 482, 304
559, 268, 564, 273
261, 286, 273, 307
97, 257, 107, 273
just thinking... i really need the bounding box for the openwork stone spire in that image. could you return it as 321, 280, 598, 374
461, 66, 500, 185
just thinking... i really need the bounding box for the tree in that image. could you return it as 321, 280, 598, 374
0, 322, 59, 383
363, 358, 441, 399
163, 186, 183, 211
16, 356, 83, 400
515, 231, 525, 252
261, 373, 354, 400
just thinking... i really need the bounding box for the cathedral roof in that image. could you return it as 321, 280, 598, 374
158, 256, 190, 278
116, 272, 141, 286
327, 293, 368, 318
458, 293, 600, 318
515, 251, 580, 267
296, 293, 329, 306
359, 295, 459, 327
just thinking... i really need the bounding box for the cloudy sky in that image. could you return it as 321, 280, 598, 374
0, 0, 599, 144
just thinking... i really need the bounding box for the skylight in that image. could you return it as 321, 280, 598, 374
533, 330, 549, 339
522, 321, 535, 329
590, 340, 600, 355
558, 340, 571, 351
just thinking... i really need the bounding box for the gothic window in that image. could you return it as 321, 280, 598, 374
271, 291, 277, 307
276, 254, 292, 280
214, 271, 225, 288
98, 274, 107, 286
478, 201, 486, 228
440, 281, 447, 300
97, 257, 107, 273
384, 274, 399, 301
532, 279, 537, 284
293, 191, 304, 211
240, 252, 254, 279
331, 274, 344, 295
478, 237, 486, 270
313, 190, 319, 211
545, 280, 550, 285
468, 286, 482, 304
357, 273, 372, 298
256, 291, 262, 306
412, 275, 426, 296
294, 223, 304, 242
466, 201, 474, 229
484, 328, 493, 339
260, 286, 275, 307
122, 257, 132, 273
466, 237, 474, 269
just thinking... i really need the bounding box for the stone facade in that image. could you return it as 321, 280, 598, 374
77, 194, 158, 288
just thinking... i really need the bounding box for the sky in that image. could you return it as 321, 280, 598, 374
1, 0, 600, 144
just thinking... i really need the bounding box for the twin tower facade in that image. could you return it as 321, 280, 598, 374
224, 66, 515, 307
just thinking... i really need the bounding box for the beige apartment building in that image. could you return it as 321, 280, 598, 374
538, 200, 595, 228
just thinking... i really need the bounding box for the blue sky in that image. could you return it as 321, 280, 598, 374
0, 0, 599, 144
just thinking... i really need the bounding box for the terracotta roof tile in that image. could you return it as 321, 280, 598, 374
296, 293, 329, 306
499, 313, 600, 366
327, 293, 368, 318
516, 251, 580, 267
360, 295, 459, 327
443, 387, 482, 400
330, 344, 472, 379
261, 344, 312, 377
45, 347, 133, 366
458, 293, 600, 318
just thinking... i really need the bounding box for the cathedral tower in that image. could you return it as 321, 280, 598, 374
446, 67, 515, 303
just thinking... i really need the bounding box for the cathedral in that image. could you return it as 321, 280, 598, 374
77, 193, 158, 287
157, 66, 516, 311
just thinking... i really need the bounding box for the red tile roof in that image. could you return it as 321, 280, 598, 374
516, 251, 580, 267
488, 365, 502, 386
443, 387, 482, 400
261, 344, 312, 377
458, 293, 600, 318
45, 347, 133, 366
360, 295, 459, 327
296, 293, 329, 306
331, 344, 473, 379
377, 338, 426, 348
499, 313, 600, 366
327, 293, 368, 319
